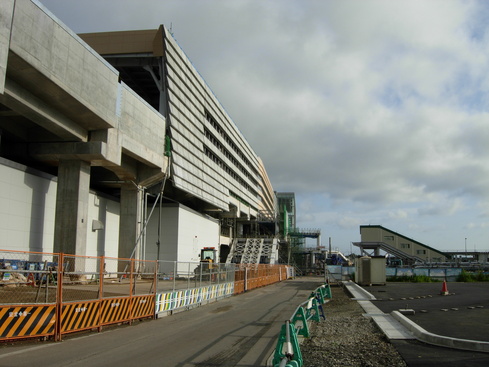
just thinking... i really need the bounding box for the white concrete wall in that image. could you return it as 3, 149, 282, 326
0, 159, 120, 257
0, 160, 56, 253
177, 207, 219, 263
0, 158, 219, 264
86, 195, 120, 258
144, 205, 178, 262
144, 204, 219, 263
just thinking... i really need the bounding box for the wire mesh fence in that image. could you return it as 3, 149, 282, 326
156, 260, 236, 292
1, 249, 291, 341
0, 250, 60, 304
102, 257, 132, 298
1, 250, 290, 306
132, 259, 157, 296
62, 254, 100, 302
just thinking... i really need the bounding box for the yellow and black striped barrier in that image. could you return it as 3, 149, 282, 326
0, 305, 56, 339
100, 297, 131, 325
131, 295, 155, 319
60, 301, 99, 334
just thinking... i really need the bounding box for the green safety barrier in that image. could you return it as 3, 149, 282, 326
272, 283, 331, 367
273, 321, 302, 367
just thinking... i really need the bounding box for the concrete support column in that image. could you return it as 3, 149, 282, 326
118, 183, 141, 260
53, 159, 90, 255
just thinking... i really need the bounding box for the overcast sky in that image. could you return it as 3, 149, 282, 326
39, 0, 489, 254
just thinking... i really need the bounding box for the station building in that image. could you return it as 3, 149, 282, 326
354, 225, 449, 265
0, 0, 281, 264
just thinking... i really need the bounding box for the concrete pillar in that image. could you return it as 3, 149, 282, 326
53, 159, 90, 255
118, 183, 141, 260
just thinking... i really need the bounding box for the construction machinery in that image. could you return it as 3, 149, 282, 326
200, 247, 218, 270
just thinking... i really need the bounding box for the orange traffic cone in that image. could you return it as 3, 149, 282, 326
440, 280, 449, 296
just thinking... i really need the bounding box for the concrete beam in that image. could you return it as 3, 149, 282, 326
29, 141, 108, 162
2, 78, 88, 141
0, 0, 14, 94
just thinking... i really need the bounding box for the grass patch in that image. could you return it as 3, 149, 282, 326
457, 270, 489, 282
387, 275, 441, 283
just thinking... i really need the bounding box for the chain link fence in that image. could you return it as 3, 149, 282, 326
0, 250, 60, 304
102, 257, 132, 298
61, 254, 100, 302
1, 249, 290, 341
156, 260, 236, 293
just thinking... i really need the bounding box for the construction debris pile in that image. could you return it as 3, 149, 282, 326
0, 267, 28, 288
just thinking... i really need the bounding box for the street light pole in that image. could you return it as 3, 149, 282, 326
465, 237, 467, 259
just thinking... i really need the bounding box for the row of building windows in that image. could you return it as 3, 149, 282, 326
205, 111, 259, 177
204, 128, 259, 187
204, 145, 259, 199
391, 239, 428, 255
229, 190, 259, 213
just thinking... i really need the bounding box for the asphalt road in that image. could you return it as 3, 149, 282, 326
369, 282, 489, 341
0, 277, 325, 367
367, 282, 489, 367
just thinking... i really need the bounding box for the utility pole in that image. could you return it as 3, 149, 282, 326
465, 237, 467, 260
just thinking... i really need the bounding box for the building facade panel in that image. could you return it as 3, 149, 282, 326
162, 27, 270, 214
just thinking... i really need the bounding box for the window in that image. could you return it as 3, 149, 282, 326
384, 235, 394, 241
416, 250, 426, 255
205, 110, 259, 176
401, 243, 410, 249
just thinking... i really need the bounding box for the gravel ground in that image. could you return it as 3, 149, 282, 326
301, 285, 407, 367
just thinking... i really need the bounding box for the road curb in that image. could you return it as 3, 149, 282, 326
391, 311, 489, 353
343, 280, 376, 300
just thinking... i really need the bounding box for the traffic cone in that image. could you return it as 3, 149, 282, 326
440, 280, 449, 295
